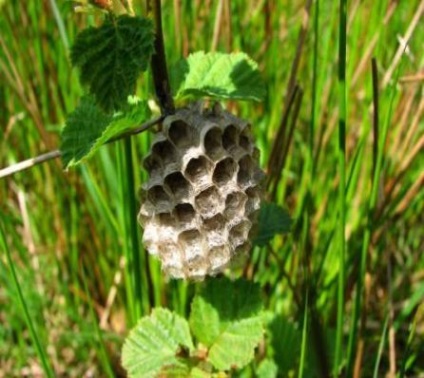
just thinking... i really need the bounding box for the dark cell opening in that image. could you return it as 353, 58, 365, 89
222, 125, 239, 151
213, 157, 237, 186
152, 140, 178, 165
168, 120, 192, 149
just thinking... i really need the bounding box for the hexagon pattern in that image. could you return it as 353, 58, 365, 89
139, 103, 264, 279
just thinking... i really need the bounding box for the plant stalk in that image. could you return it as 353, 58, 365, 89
148, 0, 175, 115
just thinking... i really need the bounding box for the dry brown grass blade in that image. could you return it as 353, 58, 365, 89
382, 1, 424, 88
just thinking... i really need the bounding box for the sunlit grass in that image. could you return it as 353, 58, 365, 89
1, 0, 423, 376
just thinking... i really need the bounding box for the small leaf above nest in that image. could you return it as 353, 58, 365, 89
171, 51, 266, 102
71, 15, 155, 112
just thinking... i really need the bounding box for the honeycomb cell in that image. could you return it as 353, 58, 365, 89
179, 229, 204, 262
203, 213, 226, 231
168, 120, 193, 149
203, 126, 224, 160
209, 245, 231, 270
213, 157, 237, 186
164, 171, 192, 202
239, 124, 252, 151
195, 186, 224, 218
203, 213, 227, 246
173, 203, 196, 228
222, 125, 239, 151
152, 140, 178, 166
245, 186, 262, 214
143, 153, 163, 176
157, 212, 174, 228
237, 155, 254, 187
229, 220, 252, 248
146, 185, 172, 212
184, 155, 213, 187
230, 241, 251, 268
224, 192, 248, 220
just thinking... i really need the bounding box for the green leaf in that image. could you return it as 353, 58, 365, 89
122, 308, 194, 378
256, 359, 278, 378
267, 315, 301, 375
254, 202, 292, 247
60, 95, 151, 169
171, 51, 266, 102
71, 15, 155, 112
189, 277, 264, 371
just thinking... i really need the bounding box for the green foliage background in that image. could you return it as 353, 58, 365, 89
0, 1, 423, 377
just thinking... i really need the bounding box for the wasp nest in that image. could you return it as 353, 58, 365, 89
139, 102, 264, 280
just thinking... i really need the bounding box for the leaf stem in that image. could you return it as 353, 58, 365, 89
147, 0, 175, 115
0, 115, 164, 179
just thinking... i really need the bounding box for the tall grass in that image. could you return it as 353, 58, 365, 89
1, 0, 423, 376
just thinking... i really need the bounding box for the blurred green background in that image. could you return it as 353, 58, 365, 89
1, 0, 423, 376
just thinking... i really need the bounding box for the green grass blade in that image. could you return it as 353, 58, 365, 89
298, 291, 309, 378
117, 138, 145, 325
372, 313, 389, 378
334, 0, 347, 374
0, 221, 54, 378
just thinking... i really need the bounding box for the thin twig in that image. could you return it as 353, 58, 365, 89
0, 115, 164, 179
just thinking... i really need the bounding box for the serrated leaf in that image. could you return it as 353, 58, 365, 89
189, 277, 264, 371
60, 95, 151, 168
122, 308, 194, 378
254, 202, 292, 247
172, 51, 266, 102
71, 15, 154, 112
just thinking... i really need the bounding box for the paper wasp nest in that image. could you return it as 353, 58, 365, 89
139, 103, 264, 279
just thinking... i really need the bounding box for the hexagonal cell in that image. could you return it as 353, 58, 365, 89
222, 125, 239, 151
212, 157, 238, 186
164, 171, 192, 202
230, 241, 251, 268
229, 220, 252, 248
152, 140, 178, 166
184, 155, 213, 187
174, 203, 196, 228
143, 153, 163, 175
187, 261, 209, 281
245, 186, 262, 214
178, 229, 204, 263
239, 124, 252, 151
194, 186, 224, 218
146, 185, 172, 211
224, 191, 248, 220
168, 120, 194, 149
203, 213, 227, 247
157, 212, 175, 228
203, 126, 224, 160
208, 245, 231, 271
157, 240, 179, 260
237, 155, 254, 187
203, 213, 226, 231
